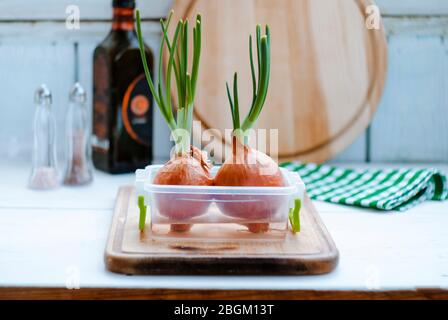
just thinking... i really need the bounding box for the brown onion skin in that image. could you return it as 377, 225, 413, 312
214, 140, 285, 232
214, 143, 284, 188
153, 147, 213, 232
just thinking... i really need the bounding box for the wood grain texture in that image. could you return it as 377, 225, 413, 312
383, 16, 448, 37
0, 42, 74, 162
0, 21, 159, 42
0, 0, 171, 21
167, 0, 387, 163
1, 162, 447, 293
2, 0, 448, 21
376, 0, 448, 16
105, 186, 339, 275
1, 288, 447, 300
371, 34, 448, 162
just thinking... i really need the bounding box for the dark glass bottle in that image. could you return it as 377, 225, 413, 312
92, 0, 154, 174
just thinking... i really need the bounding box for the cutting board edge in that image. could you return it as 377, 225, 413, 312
104, 249, 339, 276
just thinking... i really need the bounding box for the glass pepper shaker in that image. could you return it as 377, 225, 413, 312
63, 83, 93, 186
28, 84, 58, 190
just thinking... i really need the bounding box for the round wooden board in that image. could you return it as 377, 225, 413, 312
168, 0, 387, 163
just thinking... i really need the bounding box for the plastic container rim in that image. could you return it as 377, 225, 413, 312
138, 165, 305, 195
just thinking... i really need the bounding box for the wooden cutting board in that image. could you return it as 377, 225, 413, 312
166, 0, 387, 163
105, 186, 339, 275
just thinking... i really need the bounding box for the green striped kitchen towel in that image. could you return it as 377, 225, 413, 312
281, 162, 448, 211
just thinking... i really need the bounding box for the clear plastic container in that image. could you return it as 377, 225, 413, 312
135, 165, 305, 241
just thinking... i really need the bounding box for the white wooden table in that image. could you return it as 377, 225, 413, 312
0, 160, 447, 299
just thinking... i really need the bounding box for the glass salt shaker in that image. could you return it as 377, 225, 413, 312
63, 83, 93, 186
28, 84, 59, 190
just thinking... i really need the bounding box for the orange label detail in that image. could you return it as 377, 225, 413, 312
131, 95, 149, 117
122, 74, 151, 146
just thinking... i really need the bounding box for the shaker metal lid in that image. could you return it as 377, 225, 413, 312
69, 82, 87, 104
34, 84, 52, 105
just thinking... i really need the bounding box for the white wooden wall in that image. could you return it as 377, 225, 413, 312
0, 0, 447, 164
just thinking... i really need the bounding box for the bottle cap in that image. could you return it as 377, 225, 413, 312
34, 84, 52, 106
112, 0, 135, 9
69, 82, 87, 104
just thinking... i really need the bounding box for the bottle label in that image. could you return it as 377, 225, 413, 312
122, 74, 152, 146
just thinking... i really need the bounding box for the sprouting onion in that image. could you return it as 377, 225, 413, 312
214, 25, 285, 234
136, 10, 201, 155
136, 10, 212, 233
